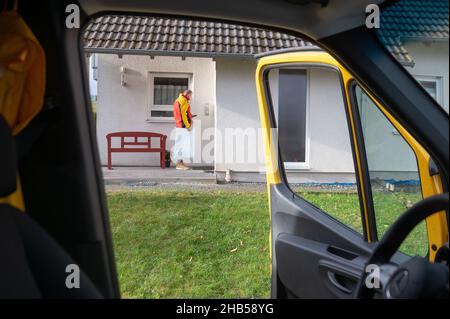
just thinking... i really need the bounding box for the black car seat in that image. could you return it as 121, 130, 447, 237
0, 115, 102, 298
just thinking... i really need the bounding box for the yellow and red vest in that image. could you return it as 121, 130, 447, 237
173, 94, 192, 128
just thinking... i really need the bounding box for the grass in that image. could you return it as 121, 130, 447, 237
297, 188, 427, 256
107, 189, 271, 298
107, 188, 427, 298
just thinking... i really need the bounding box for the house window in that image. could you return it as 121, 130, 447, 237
278, 69, 309, 169
416, 76, 443, 106
148, 73, 191, 120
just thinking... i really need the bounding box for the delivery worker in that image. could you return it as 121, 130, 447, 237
172, 89, 193, 170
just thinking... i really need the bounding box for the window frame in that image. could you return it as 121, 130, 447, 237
273, 68, 311, 170
147, 72, 193, 122
262, 62, 369, 239
415, 75, 444, 106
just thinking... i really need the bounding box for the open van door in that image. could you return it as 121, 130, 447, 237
255, 50, 448, 299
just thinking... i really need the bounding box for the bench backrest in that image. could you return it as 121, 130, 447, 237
106, 132, 167, 150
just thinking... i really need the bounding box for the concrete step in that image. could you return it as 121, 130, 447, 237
102, 167, 217, 185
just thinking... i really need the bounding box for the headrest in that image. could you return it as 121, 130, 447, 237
0, 115, 17, 197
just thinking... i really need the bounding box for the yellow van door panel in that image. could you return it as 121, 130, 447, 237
256, 51, 447, 261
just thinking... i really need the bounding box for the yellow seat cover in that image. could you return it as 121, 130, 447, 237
0, 5, 46, 210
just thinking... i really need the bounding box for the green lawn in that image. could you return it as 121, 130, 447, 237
297, 188, 427, 256
107, 188, 427, 298
107, 189, 271, 298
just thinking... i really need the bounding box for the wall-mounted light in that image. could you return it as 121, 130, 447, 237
120, 66, 127, 86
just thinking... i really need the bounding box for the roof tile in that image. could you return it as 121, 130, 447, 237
84, 2, 447, 62
84, 15, 315, 56
377, 0, 449, 64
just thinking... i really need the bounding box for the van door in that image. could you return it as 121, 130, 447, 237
255, 50, 448, 298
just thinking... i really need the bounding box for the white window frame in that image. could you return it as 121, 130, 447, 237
415, 75, 444, 106
147, 72, 193, 122
280, 68, 310, 170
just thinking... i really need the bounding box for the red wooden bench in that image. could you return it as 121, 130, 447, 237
106, 132, 167, 169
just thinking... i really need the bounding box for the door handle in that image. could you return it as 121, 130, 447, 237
327, 271, 356, 294
319, 256, 364, 297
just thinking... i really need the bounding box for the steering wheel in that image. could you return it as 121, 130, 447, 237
354, 193, 449, 299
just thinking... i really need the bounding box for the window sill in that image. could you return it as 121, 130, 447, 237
146, 118, 174, 124
284, 163, 310, 171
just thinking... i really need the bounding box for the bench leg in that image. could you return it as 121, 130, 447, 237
160, 151, 165, 169
107, 151, 112, 170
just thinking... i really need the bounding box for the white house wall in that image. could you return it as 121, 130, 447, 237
214, 58, 356, 182
214, 54, 442, 183
405, 41, 449, 113
356, 41, 449, 179
96, 54, 215, 166
308, 68, 355, 174
214, 58, 265, 173
96, 47, 447, 183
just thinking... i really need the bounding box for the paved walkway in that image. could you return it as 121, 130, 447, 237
102, 166, 216, 185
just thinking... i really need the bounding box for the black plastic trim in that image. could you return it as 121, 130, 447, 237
347, 80, 378, 241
